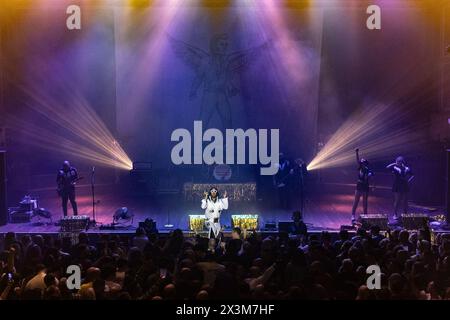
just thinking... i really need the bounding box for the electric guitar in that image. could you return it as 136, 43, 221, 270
57, 177, 83, 196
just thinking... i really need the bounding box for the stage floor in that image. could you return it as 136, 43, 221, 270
1, 183, 444, 235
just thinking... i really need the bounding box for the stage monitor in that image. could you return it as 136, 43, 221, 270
401, 213, 429, 230
360, 214, 388, 230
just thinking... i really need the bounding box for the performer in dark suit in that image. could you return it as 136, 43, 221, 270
273, 153, 294, 210
56, 161, 79, 217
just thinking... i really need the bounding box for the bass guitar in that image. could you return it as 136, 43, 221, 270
57, 177, 83, 196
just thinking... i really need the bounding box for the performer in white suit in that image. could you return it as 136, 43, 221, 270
201, 187, 228, 239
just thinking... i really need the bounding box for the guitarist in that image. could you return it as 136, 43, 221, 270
56, 161, 79, 217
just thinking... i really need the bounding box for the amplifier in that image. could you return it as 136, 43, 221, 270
60, 215, 90, 232
8, 209, 31, 223
360, 214, 388, 230
401, 213, 429, 230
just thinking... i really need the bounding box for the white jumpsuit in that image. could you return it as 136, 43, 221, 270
201, 197, 228, 238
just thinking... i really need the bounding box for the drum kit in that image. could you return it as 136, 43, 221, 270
9, 195, 52, 225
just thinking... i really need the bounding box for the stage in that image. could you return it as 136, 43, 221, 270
0, 0, 447, 240
0, 180, 445, 236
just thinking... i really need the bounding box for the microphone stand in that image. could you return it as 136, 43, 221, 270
163, 168, 174, 228
91, 166, 97, 228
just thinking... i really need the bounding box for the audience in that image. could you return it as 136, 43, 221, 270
1, 220, 449, 300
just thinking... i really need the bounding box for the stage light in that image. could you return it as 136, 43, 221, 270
306, 101, 427, 171
128, 0, 152, 8
113, 207, 134, 224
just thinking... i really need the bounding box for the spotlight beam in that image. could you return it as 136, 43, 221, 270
20, 86, 132, 169
7, 115, 132, 170
6, 76, 133, 171
307, 81, 437, 171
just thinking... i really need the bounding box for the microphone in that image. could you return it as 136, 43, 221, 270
91, 166, 95, 184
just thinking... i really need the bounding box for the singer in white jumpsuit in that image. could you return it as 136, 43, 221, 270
201, 188, 228, 239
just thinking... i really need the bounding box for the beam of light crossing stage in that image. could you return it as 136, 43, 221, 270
307, 59, 439, 171
115, 0, 185, 115
238, 0, 322, 118
6, 84, 133, 171
306, 99, 431, 171
7, 115, 132, 170
243, 0, 318, 86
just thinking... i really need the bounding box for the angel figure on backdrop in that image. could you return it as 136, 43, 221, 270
168, 33, 270, 129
